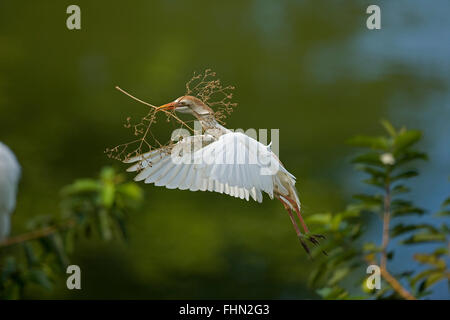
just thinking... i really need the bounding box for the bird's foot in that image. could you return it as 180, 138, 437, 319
297, 236, 312, 258
299, 233, 325, 244
299, 233, 327, 256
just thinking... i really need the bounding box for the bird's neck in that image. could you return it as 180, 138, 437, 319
196, 114, 229, 137
197, 114, 218, 129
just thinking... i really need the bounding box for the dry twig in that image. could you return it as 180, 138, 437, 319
106, 70, 237, 163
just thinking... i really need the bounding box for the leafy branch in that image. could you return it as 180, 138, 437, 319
0, 167, 143, 299
0, 220, 75, 249
307, 120, 449, 300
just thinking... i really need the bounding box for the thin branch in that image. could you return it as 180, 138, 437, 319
115, 86, 157, 109
380, 265, 416, 300
106, 86, 197, 162
0, 220, 75, 248
379, 174, 416, 300
115, 86, 194, 131
381, 183, 391, 270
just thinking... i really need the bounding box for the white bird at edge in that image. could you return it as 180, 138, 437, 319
0, 142, 21, 241
123, 95, 325, 255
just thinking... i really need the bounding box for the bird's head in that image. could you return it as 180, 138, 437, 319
156, 95, 213, 117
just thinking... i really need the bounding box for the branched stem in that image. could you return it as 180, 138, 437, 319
0, 220, 75, 248
379, 173, 416, 300
379, 266, 416, 300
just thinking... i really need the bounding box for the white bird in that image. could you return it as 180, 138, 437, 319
0, 142, 21, 241
124, 96, 324, 253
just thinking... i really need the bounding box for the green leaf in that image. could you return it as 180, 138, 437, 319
362, 178, 385, 189
316, 286, 349, 300
391, 170, 419, 181
327, 268, 350, 286
393, 130, 422, 152
380, 120, 397, 137
417, 279, 427, 293
363, 242, 381, 253
353, 194, 383, 205
397, 270, 414, 278
347, 135, 389, 150
110, 208, 127, 236
431, 247, 448, 256
316, 287, 333, 298
413, 254, 446, 269
98, 209, 112, 241
425, 272, 445, 289
1, 257, 18, 280
28, 269, 52, 290
443, 197, 450, 207
391, 199, 412, 207
64, 228, 76, 254
438, 196, 450, 216
306, 213, 332, 225
100, 167, 116, 181
440, 224, 450, 235
396, 150, 428, 165
101, 183, 115, 208
437, 210, 450, 217
308, 264, 327, 287
391, 224, 438, 238
392, 184, 410, 195
402, 233, 446, 244
357, 166, 386, 178
330, 214, 344, 231
23, 242, 38, 267
61, 179, 100, 196
411, 269, 437, 288
391, 200, 425, 216
413, 270, 447, 291
118, 183, 143, 202
392, 207, 425, 217
340, 208, 361, 219
48, 233, 70, 270
387, 251, 394, 260
352, 152, 383, 167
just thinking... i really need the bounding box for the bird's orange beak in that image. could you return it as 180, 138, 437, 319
156, 101, 179, 111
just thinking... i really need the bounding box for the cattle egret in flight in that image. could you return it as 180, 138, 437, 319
124, 96, 324, 254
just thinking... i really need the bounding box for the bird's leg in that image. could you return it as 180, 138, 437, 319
284, 197, 309, 234
285, 196, 326, 249
277, 197, 311, 256
286, 207, 312, 256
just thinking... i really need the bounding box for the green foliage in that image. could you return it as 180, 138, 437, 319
408, 198, 450, 298
0, 167, 143, 299
307, 120, 449, 299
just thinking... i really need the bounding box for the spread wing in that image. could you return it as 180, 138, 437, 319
124, 132, 291, 203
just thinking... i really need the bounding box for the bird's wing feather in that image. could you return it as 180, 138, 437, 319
196, 133, 277, 195
0, 142, 21, 240
125, 132, 282, 203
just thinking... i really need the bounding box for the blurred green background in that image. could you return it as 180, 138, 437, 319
0, 0, 449, 298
